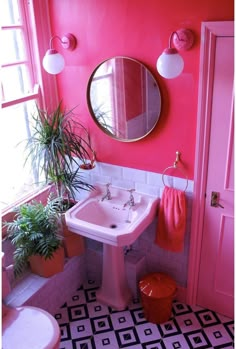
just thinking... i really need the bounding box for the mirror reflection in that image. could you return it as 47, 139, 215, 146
87, 57, 161, 142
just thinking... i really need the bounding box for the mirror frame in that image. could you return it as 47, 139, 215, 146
87, 56, 162, 142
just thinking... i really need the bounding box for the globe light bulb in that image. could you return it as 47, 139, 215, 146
156, 48, 184, 79
42, 49, 65, 75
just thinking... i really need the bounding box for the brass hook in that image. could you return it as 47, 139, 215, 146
174, 151, 181, 168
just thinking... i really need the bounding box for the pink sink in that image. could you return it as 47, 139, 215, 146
65, 184, 158, 246
65, 184, 159, 310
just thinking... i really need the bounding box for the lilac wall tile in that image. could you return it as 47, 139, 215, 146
122, 167, 147, 183
147, 171, 163, 187
135, 182, 160, 197
111, 178, 135, 189
99, 162, 123, 178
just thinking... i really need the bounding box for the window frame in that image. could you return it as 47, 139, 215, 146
1, 0, 59, 215
2, 1, 39, 106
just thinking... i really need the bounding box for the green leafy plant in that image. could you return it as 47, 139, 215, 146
25, 102, 95, 203
93, 106, 119, 136
4, 195, 63, 277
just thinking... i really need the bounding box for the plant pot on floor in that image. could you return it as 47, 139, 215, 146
61, 214, 85, 258
3, 195, 65, 279
29, 246, 65, 278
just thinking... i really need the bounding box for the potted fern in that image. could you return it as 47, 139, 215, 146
25, 101, 95, 257
4, 195, 64, 278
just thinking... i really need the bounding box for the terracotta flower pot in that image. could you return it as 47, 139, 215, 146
61, 214, 85, 258
29, 246, 65, 278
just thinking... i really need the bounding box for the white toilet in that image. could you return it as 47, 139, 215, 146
2, 253, 61, 349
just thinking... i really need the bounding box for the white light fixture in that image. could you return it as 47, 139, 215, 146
156, 28, 194, 79
43, 33, 77, 75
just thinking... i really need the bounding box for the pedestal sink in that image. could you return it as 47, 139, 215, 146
65, 184, 158, 310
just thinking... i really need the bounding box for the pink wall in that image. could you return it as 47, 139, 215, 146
48, 0, 233, 180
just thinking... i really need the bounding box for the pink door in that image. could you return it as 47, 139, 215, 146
196, 25, 234, 318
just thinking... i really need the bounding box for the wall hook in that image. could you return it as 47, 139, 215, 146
173, 151, 181, 167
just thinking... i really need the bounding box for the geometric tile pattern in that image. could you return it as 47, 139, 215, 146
54, 280, 234, 349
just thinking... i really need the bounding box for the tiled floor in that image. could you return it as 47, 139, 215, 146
54, 280, 234, 349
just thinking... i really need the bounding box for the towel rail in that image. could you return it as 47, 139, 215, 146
162, 151, 188, 191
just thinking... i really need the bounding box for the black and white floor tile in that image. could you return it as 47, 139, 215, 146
54, 280, 234, 349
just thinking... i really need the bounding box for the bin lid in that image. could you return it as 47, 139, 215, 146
139, 272, 176, 298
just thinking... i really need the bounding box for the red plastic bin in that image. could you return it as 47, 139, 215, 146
139, 272, 177, 324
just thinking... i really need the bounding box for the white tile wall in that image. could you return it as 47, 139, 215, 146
78, 162, 194, 289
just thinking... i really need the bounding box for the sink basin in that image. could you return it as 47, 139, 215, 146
65, 184, 158, 246
65, 184, 158, 310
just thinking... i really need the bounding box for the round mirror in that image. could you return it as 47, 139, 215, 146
87, 57, 162, 142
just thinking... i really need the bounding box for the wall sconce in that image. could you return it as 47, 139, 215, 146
43, 33, 77, 75
156, 28, 194, 79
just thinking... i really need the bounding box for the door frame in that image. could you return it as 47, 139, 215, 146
186, 21, 234, 305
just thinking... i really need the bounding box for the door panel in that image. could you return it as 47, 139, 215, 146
196, 34, 234, 318
214, 215, 234, 296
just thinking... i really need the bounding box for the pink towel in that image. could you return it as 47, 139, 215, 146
155, 186, 186, 252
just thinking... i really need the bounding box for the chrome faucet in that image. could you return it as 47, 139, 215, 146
123, 189, 135, 208
101, 183, 112, 201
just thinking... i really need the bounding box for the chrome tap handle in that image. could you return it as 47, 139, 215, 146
127, 188, 135, 206
101, 183, 112, 201
106, 183, 112, 200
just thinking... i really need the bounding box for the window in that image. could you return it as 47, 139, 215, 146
1, 0, 45, 210
90, 61, 115, 132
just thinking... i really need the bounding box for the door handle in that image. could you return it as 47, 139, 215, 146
211, 191, 224, 208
